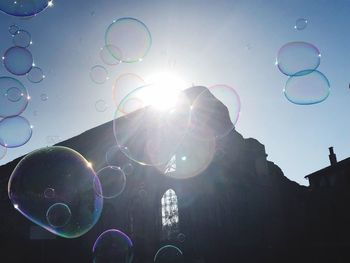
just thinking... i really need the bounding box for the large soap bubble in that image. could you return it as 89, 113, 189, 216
0, 116, 33, 147
3, 46, 33, 75
113, 84, 191, 166
284, 70, 330, 105
154, 245, 184, 263
0, 0, 50, 17
105, 17, 152, 63
93, 229, 134, 263
8, 146, 103, 238
276, 41, 321, 76
0, 77, 29, 117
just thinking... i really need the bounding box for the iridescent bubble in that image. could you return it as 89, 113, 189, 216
3, 46, 33, 75
284, 70, 330, 105
13, 30, 31, 47
122, 163, 134, 175
8, 146, 103, 238
94, 166, 126, 199
191, 85, 240, 139
112, 73, 145, 107
46, 203, 72, 228
276, 41, 321, 76
44, 187, 55, 199
9, 24, 19, 35
95, 99, 108, 112
113, 84, 191, 166
90, 65, 108, 84
294, 18, 308, 30
0, 116, 32, 148
93, 229, 134, 263
27, 66, 45, 83
99, 45, 122, 65
0, 0, 49, 17
154, 245, 184, 263
41, 93, 48, 101
177, 233, 186, 242
105, 17, 152, 63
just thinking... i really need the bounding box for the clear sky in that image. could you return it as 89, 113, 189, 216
0, 0, 349, 186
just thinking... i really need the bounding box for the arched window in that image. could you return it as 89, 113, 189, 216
161, 189, 179, 239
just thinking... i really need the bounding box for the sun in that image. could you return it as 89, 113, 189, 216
143, 71, 188, 111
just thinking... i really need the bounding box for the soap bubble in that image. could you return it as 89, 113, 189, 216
0, 77, 29, 117
95, 100, 108, 112
105, 17, 152, 63
3, 46, 33, 75
93, 229, 134, 263
0, 116, 33, 148
177, 233, 186, 242
154, 245, 184, 263
276, 41, 321, 76
113, 84, 191, 166
27, 66, 45, 83
284, 70, 330, 105
9, 24, 19, 35
8, 146, 103, 238
191, 85, 240, 139
100, 45, 122, 65
90, 65, 108, 84
113, 73, 145, 107
44, 187, 55, 199
41, 93, 48, 101
94, 166, 126, 199
13, 30, 31, 47
0, 0, 49, 17
294, 18, 308, 30
46, 203, 72, 228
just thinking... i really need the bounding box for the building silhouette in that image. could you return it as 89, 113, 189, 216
1, 86, 350, 262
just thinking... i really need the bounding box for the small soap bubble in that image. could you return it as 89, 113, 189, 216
105, 17, 152, 63
46, 203, 72, 228
27, 67, 45, 83
294, 18, 308, 30
276, 41, 320, 76
94, 166, 126, 199
0, 116, 32, 148
95, 99, 108, 112
284, 70, 330, 105
93, 229, 134, 263
3, 46, 33, 76
9, 24, 19, 35
154, 245, 184, 263
0, 77, 29, 117
41, 93, 48, 101
8, 146, 103, 238
13, 30, 31, 48
90, 65, 108, 84
177, 233, 186, 242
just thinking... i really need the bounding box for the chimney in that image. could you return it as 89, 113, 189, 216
328, 147, 337, 166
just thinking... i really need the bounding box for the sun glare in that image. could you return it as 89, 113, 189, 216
143, 72, 188, 111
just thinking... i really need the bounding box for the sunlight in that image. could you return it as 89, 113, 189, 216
143, 71, 188, 111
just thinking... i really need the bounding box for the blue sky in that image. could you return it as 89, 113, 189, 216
0, 0, 350, 185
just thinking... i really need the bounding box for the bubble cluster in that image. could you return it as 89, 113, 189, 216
113, 84, 191, 166
0, 116, 32, 148
8, 146, 103, 238
13, 30, 32, 47
294, 18, 308, 30
154, 245, 184, 263
276, 42, 320, 76
0, 77, 29, 117
90, 65, 108, 84
105, 17, 152, 63
0, 0, 50, 17
284, 70, 330, 105
94, 166, 126, 199
27, 66, 45, 83
93, 229, 134, 263
3, 46, 33, 75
